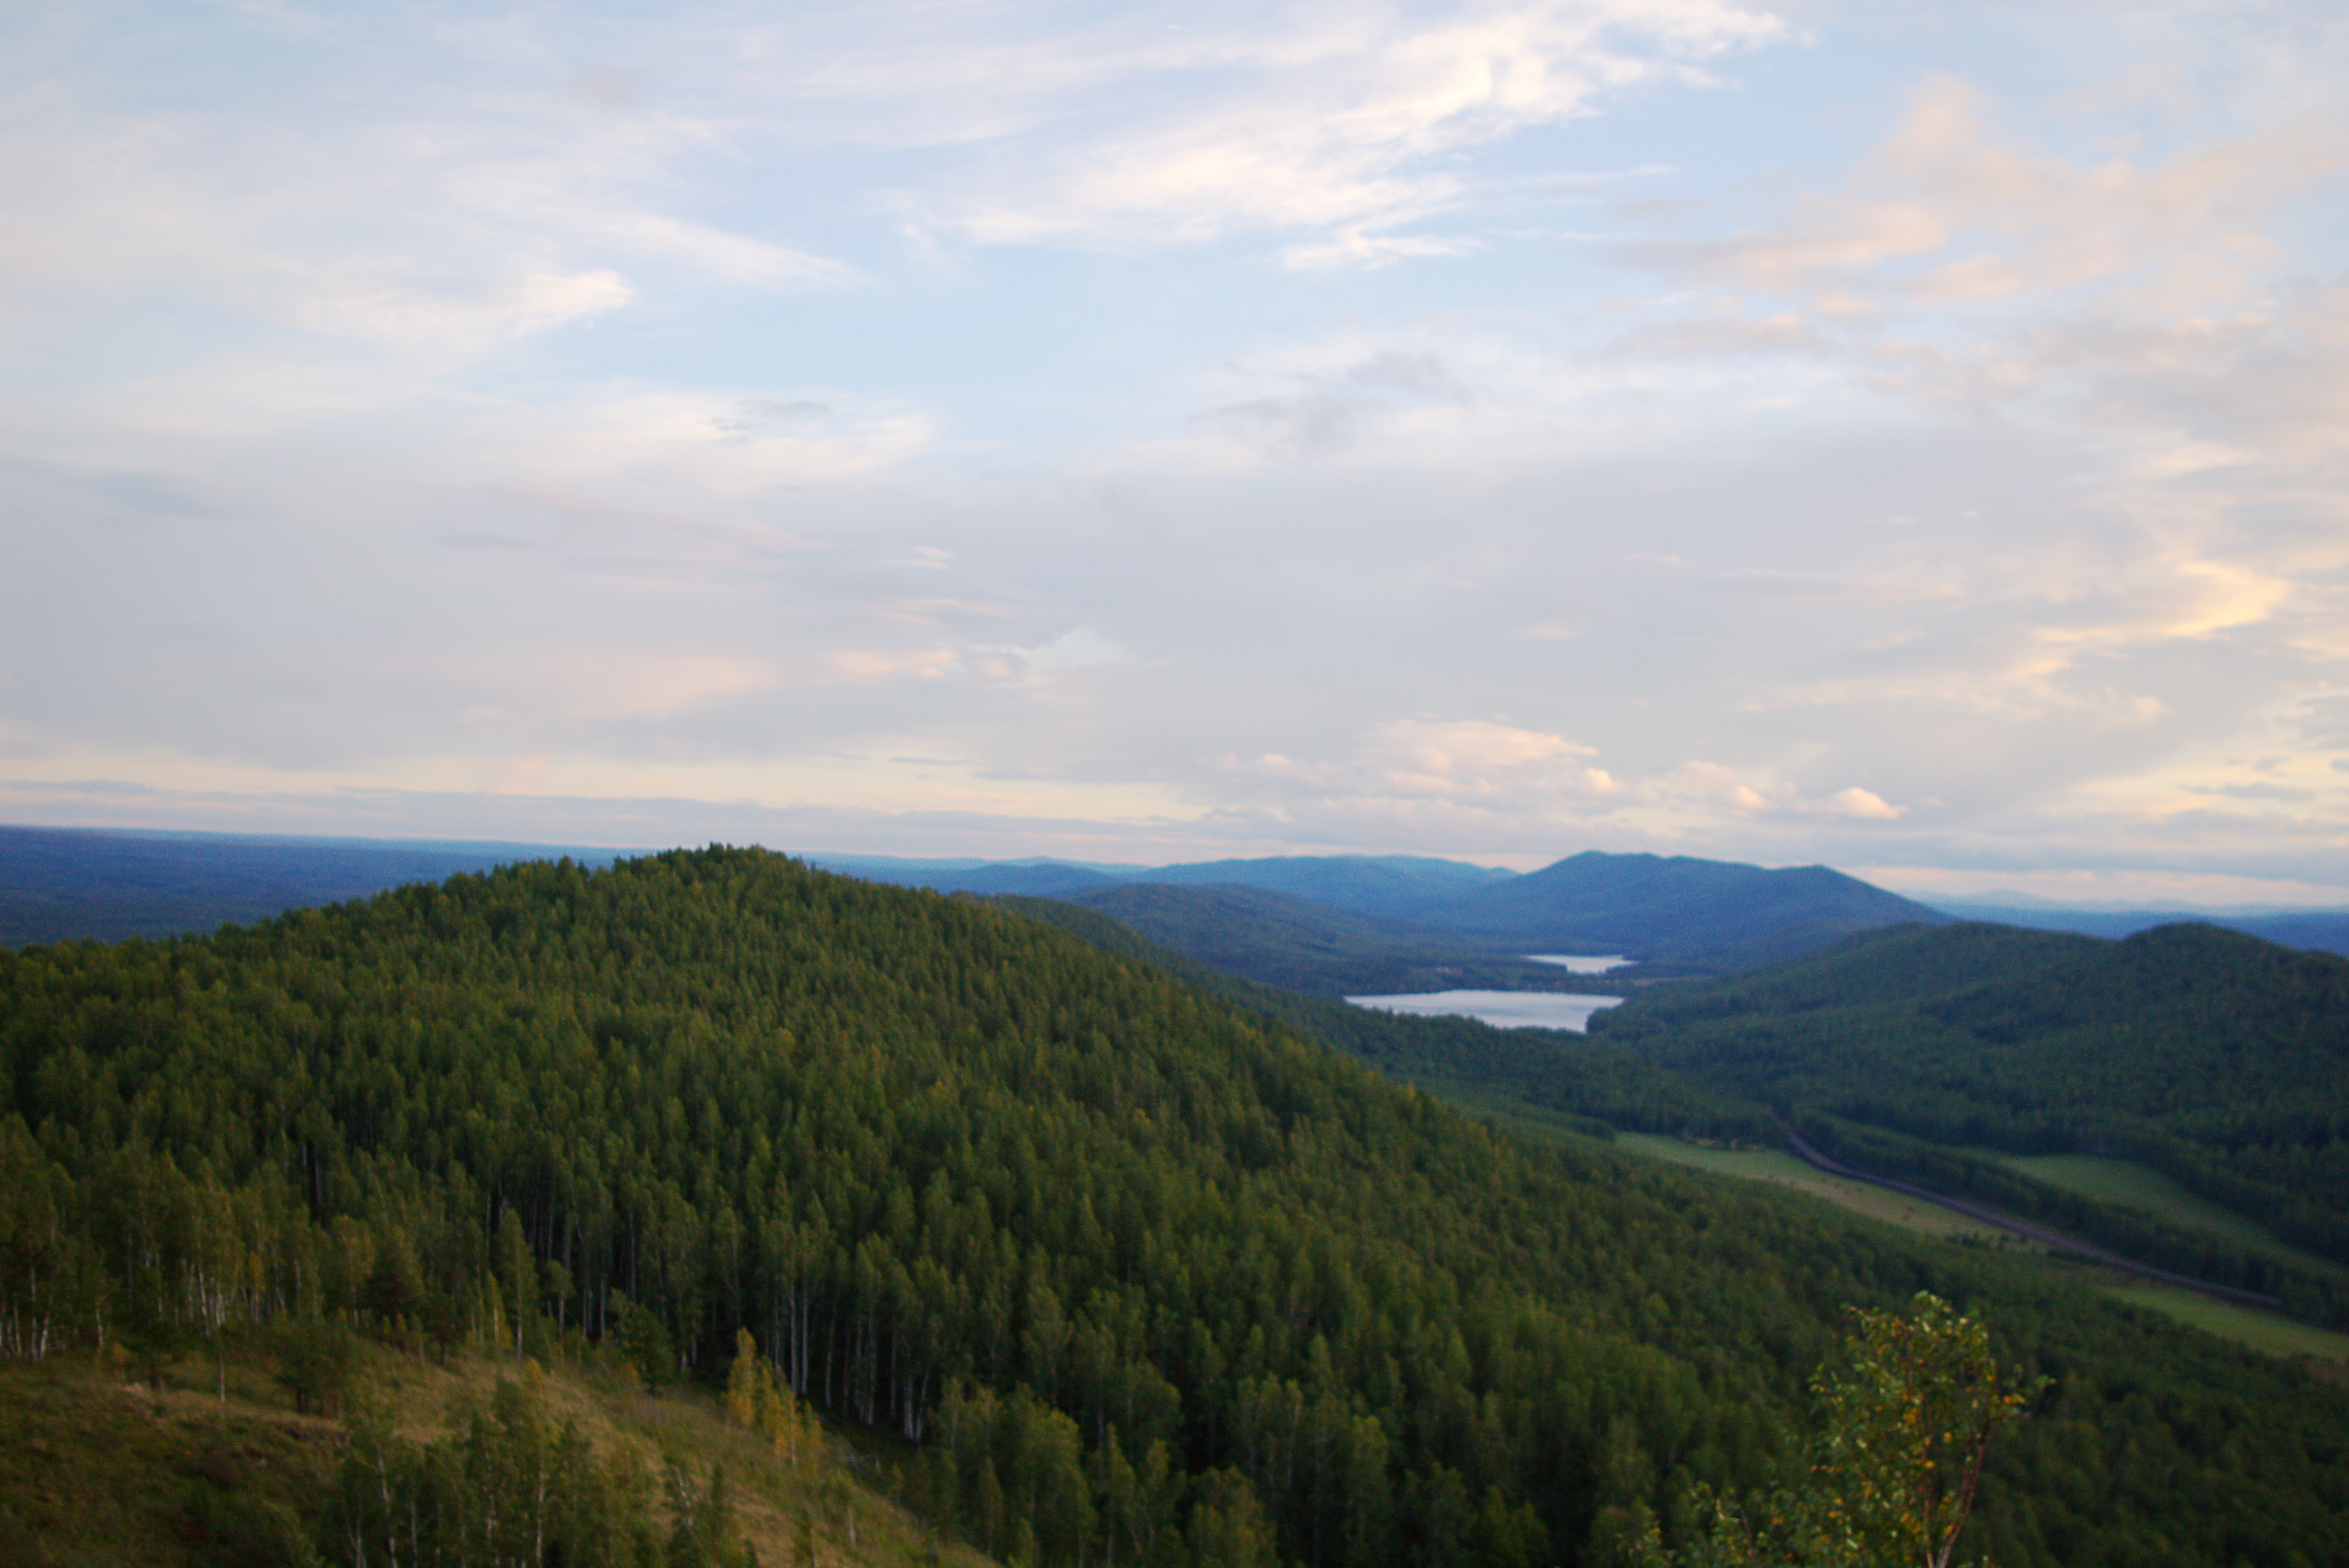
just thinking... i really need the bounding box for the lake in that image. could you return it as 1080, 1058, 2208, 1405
1525, 953, 1631, 974
1345, 989, 1624, 1032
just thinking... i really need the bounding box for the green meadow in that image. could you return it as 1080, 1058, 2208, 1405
1602, 1132, 2349, 1372
1981, 1151, 2349, 1280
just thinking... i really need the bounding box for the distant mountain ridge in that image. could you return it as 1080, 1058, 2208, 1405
800, 850, 1513, 918
0, 824, 622, 946
1923, 897, 2349, 958
1060, 881, 1578, 999
1416, 850, 1953, 969
6, 829, 1955, 985
808, 847, 1954, 988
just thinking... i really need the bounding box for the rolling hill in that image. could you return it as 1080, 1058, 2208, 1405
1058, 882, 1594, 998
1096, 854, 1517, 921
7, 849, 2347, 1564
1590, 919, 2349, 1296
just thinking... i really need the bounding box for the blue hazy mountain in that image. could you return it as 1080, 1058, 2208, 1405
803, 850, 1512, 917
1922, 896, 2349, 958
1058, 880, 1579, 998
1417, 850, 1955, 969
0, 825, 621, 946
6, 829, 1951, 979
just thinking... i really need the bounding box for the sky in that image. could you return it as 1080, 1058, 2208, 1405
5, 0, 2347, 906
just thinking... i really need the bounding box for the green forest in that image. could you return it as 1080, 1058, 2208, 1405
1586, 922, 2349, 1296
5, 850, 2347, 1565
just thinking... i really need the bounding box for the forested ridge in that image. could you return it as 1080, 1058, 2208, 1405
1053, 882, 1607, 1000
1590, 921, 2349, 1278
5, 849, 2348, 1565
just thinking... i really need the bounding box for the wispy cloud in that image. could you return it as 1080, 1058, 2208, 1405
861, 0, 1787, 258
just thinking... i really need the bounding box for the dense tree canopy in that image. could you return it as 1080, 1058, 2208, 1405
3, 850, 2345, 1566
1592, 921, 2349, 1283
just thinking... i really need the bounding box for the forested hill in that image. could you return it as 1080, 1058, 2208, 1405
5, 850, 2348, 1566
1592, 920, 2349, 1267
1057, 882, 1583, 998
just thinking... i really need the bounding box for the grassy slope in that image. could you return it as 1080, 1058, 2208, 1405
1591, 921, 2349, 1292
1290, 1060, 2349, 1374
1980, 1152, 2349, 1283
1613, 1133, 2023, 1245
1603, 1133, 2349, 1372
0, 1335, 977, 1568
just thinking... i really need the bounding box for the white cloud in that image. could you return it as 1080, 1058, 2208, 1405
873, 0, 1787, 257
1821, 786, 1904, 819
1282, 228, 1485, 271
291, 269, 634, 351
1221, 718, 1618, 818
1626, 73, 2344, 309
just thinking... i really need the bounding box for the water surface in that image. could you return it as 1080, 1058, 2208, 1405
1346, 989, 1624, 1032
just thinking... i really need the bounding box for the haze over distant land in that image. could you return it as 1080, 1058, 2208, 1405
5, 2, 2347, 913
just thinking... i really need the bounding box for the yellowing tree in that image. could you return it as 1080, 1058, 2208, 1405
1812, 1292, 2037, 1568
1639, 1292, 2039, 1568
725, 1327, 764, 1428
726, 1326, 816, 1468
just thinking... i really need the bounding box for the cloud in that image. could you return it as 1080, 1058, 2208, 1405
1193, 349, 1472, 455
875, 0, 1787, 257
1624, 73, 2344, 309
465, 389, 938, 495
1603, 307, 1827, 360
7, 2, 2348, 892
0, 14, 859, 376
1858, 863, 2349, 910
1820, 786, 1904, 820
1665, 761, 1775, 813
1223, 718, 1617, 814
1281, 229, 1484, 271
493, 651, 786, 724
291, 269, 634, 351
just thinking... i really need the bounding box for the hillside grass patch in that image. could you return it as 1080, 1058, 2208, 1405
0, 1335, 980, 1568
1611, 1133, 2026, 1244
1979, 1152, 2349, 1283
2092, 1278, 2349, 1367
